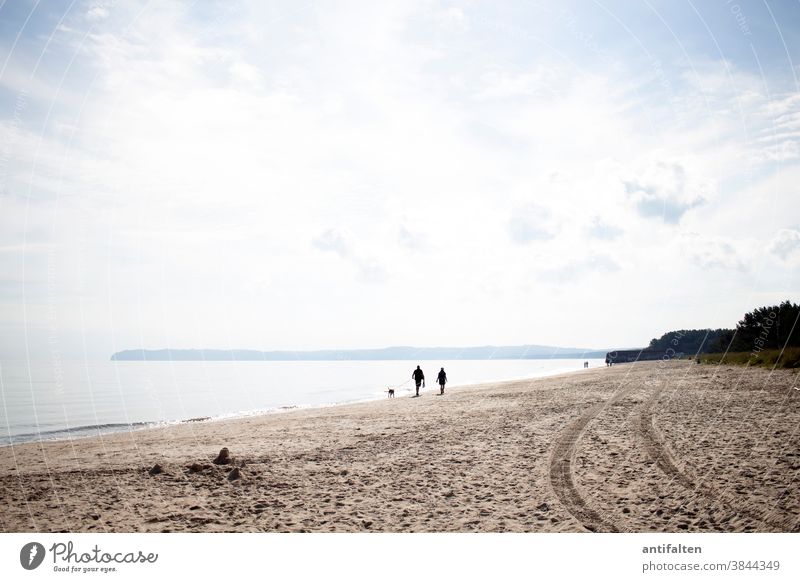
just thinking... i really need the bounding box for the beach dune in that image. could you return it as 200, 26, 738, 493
1, 360, 798, 532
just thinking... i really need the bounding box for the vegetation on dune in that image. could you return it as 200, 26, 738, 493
697, 348, 800, 370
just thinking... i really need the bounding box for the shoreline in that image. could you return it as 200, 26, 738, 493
2, 360, 798, 532
1, 362, 602, 448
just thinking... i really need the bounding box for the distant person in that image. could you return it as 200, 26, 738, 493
437, 367, 447, 394
412, 365, 425, 397
605, 355, 611, 367
584, 361, 588, 369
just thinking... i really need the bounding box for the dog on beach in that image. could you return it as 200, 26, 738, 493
387, 388, 395, 398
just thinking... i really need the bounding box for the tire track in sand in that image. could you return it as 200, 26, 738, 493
635, 386, 792, 532
549, 385, 634, 532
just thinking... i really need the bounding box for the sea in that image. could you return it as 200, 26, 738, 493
0, 358, 604, 445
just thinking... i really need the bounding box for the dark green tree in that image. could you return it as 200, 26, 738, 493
707, 328, 736, 353
648, 328, 733, 355
647, 300, 799, 355
732, 300, 800, 352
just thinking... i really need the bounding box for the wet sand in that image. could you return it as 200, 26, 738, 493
1, 360, 798, 532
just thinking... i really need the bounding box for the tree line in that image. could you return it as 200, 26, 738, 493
648, 300, 800, 355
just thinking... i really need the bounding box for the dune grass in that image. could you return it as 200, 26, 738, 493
697, 348, 800, 369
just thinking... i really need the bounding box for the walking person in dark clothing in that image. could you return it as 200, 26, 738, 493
412, 365, 425, 397
437, 367, 447, 395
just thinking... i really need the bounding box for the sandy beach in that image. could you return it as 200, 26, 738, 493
1, 360, 798, 533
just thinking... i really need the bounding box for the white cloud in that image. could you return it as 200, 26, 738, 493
585, 217, 623, 240
398, 224, 427, 251
508, 204, 558, 244
229, 61, 264, 87
86, 5, 109, 21
313, 228, 354, 258
313, 228, 388, 284
432, 5, 469, 33
768, 228, 800, 261
679, 233, 748, 272
538, 254, 621, 284
475, 65, 569, 101
623, 161, 706, 224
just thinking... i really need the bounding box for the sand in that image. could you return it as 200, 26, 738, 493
1, 360, 798, 532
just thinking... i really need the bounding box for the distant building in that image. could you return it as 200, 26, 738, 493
606, 349, 684, 364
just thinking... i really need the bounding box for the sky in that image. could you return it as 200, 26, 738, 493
1, 0, 799, 360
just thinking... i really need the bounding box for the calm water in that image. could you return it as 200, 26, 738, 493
0, 358, 603, 445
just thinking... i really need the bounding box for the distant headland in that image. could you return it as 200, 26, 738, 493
110, 345, 611, 361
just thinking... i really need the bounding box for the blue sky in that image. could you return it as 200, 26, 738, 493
1, 0, 799, 359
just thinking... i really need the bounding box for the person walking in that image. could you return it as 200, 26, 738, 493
412, 365, 425, 397
437, 367, 447, 395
